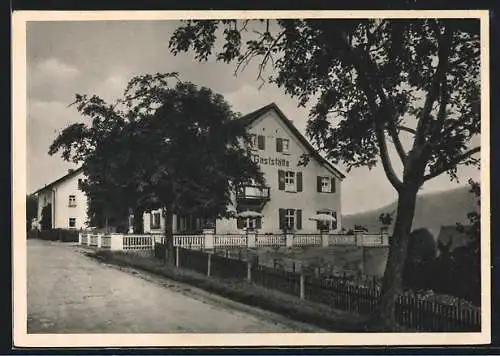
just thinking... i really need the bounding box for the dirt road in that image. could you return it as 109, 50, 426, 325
27, 239, 322, 333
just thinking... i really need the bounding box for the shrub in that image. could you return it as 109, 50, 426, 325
154, 242, 166, 260
36, 229, 79, 242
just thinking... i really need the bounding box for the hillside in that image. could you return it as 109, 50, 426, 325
342, 185, 479, 236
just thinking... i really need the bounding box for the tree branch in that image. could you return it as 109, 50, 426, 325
423, 146, 480, 181
397, 125, 417, 135
414, 22, 452, 146
376, 123, 404, 191
321, 24, 403, 191
354, 23, 407, 165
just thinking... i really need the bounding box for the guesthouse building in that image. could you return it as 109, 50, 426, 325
143, 103, 345, 234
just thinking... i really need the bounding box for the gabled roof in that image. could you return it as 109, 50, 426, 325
238, 103, 346, 179
32, 167, 84, 195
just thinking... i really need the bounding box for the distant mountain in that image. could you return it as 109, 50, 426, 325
342, 185, 479, 237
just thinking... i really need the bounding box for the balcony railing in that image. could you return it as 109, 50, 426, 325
236, 186, 270, 201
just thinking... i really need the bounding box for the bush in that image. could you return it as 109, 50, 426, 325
154, 242, 166, 260
37, 229, 79, 242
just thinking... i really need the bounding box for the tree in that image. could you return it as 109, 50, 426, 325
440, 178, 480, 304
169, 18, 480, 328
39, 203, 52, 230
49, 73, 264, 265
26, 194, 38, 232
378, 212, 393, 232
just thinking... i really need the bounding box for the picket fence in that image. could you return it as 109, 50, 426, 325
79, 231, 389, 250
167, 247, 481, 332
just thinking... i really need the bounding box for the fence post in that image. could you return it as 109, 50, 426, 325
204, 231, 214, 250
78, 231, 82, 245
97, 233, 102, 248
207, 253, 212, 277
175, 246, 180, 268
247, 261, 252, 282
110, 234, 124, 251
285, 233, 294, 248
355, 230, 365, 246
321, 233, 329, 247
247, 232, 256, 248
300, 271, 305, 300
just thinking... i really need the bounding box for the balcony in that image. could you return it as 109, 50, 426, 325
236, 185, 270, 210
236, 186, 270, 201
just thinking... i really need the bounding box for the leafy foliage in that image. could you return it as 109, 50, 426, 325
49, 73, 264, 235
26, 194, 38, 231
433, 179, 480, 304
170, 19, 480, 184
378, 212, 393, 229
39, 203, 52, 231
402, 228, 437, 290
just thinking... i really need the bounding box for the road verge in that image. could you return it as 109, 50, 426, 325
85, 249, 372, 332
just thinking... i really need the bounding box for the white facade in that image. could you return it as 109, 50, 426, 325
144, 104, 345, 234
35, 169, 88, 230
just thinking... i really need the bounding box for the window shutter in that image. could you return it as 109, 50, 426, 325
149, 213, 153, 228
296, 172, 303, 192
317, 176, 322, 192
176, 215, 181, 232
276, 138, 283, 152
332, 212, 338, 230
256, 217, 262, 229
279, 209, 285, 230
331, 177, 336, 193
237, 217, 245, 229
296, 209, 302, 230
278, 170, 285, 190
258, 135, 265, 150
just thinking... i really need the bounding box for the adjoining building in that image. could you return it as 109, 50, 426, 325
32, 168, 88, 230
143, 103, 345, 234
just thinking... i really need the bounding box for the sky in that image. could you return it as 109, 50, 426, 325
25, 20, 481, 215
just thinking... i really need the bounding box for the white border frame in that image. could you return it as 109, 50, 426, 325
12, 10, 491, 347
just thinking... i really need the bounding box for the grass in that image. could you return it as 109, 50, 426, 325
85, 248, 381, 332
216, 245, 389, 279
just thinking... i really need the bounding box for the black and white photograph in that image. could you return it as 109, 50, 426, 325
13, 10, 490, 347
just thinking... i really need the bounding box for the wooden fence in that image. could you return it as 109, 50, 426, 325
166, 247, 480, 332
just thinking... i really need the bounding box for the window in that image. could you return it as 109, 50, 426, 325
279, 170, 303, 192
78, 178, 84, 190
69, 218, 76, 228
279, 208, 302, 231
236, 215, 262, 231
285, 171, 295, 191
68, 195, 76, 207
321, 177, 331, 192
285, 209, 295, 230
317, 176, 336, 193
150, 212, 161, 229
276, 138, 290, 154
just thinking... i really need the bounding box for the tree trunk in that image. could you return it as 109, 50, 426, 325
164, 207, 175, 267
133, 207, 144, 234
372, 183, 419, 330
